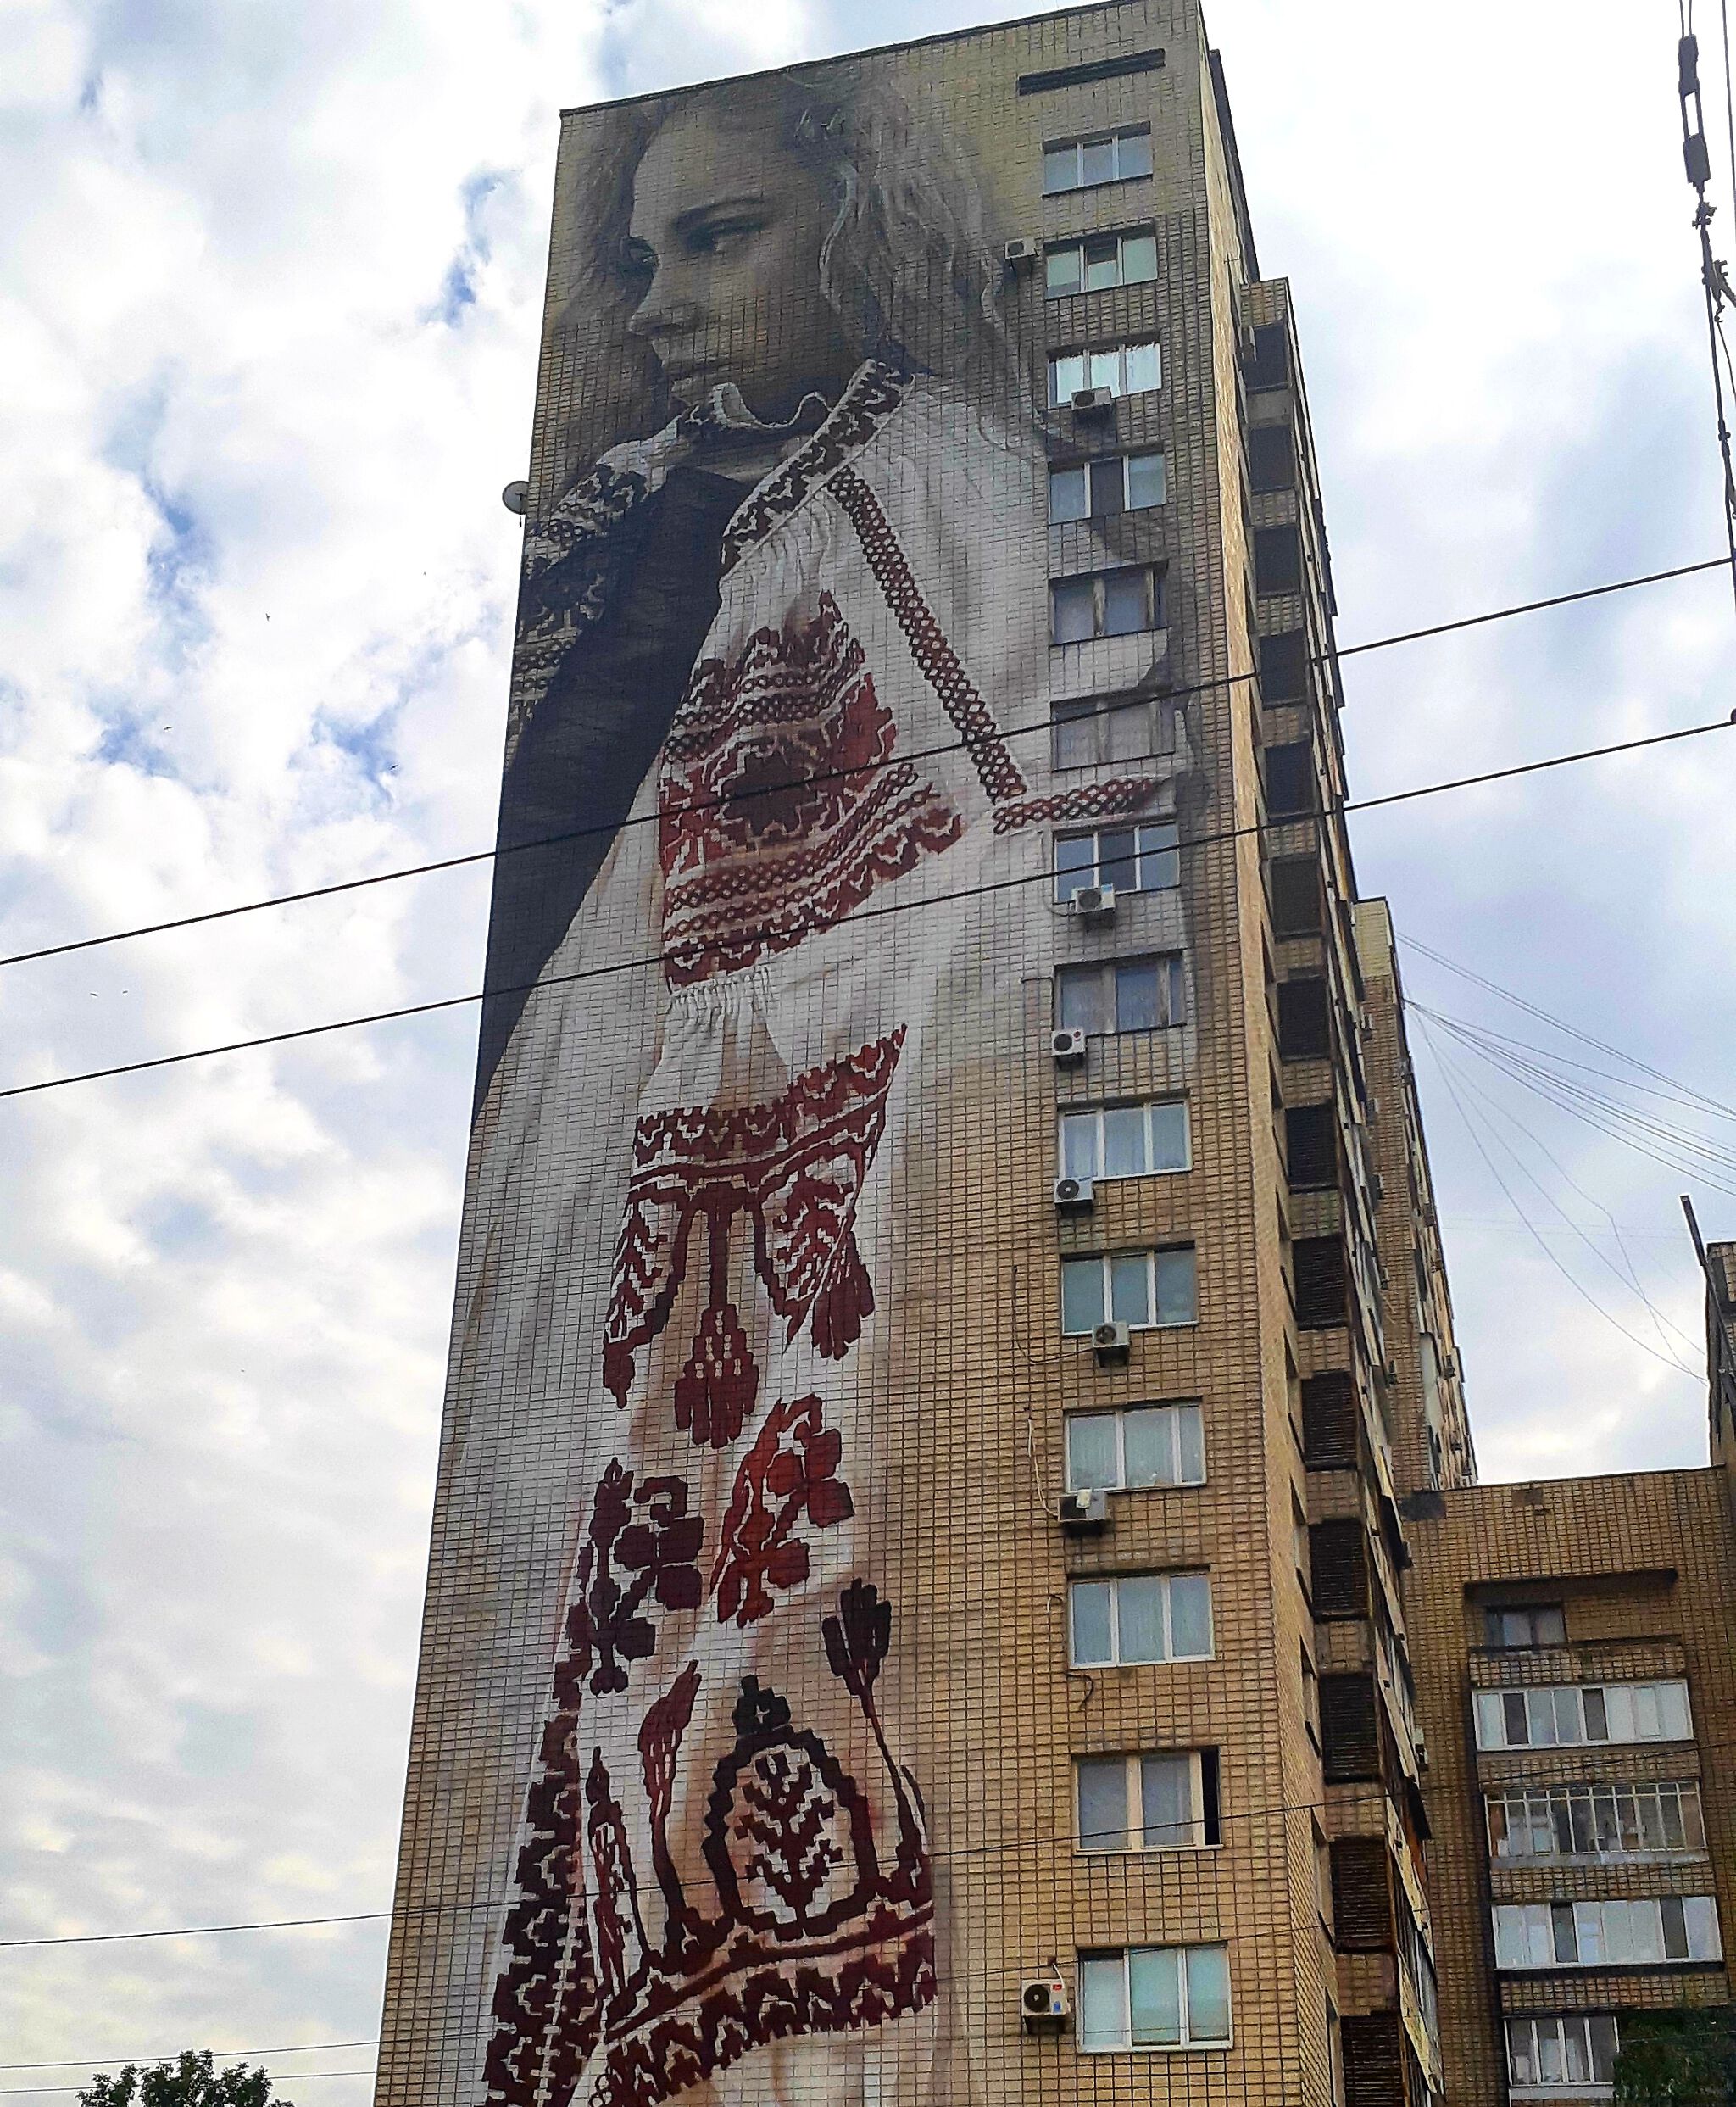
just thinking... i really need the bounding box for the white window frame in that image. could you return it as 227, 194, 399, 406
1488, 1781, 1706, 1862
1059, 1098, 1191, 1182
1045, 228, 1160, 298
1472, 1679, 1694, 1751
1076, 1943, 1232, 2051
1065, 1400, 1205, 1491
1054, 822, 1179, 901
1068, 1571, 1215, 1666
1042, 125, 1155, 196
1048, 451, 1168, 522
1055, 953, 1187, 1035
1049, 339, 1163, 405
1484, 1604, 1567, 1648
1505, 2014, 1620, 2096
1075, 1748, 1218, 1852
1050, 566, 1165, 643
1492, 1896, 1723, 1970
1060, 1246, 1199, 1335
1051, 688, 1174, 770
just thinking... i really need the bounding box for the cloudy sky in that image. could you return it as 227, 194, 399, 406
3, 0, 1734, 2097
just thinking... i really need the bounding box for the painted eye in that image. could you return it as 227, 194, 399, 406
690, 220, 759, 257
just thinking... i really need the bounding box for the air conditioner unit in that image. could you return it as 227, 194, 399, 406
1359, 1014, 1375, 1039
1093, 1318, 1132, 1363
1004, 237, 1038, 267
1021, 1974, 1071, 2031
1071, 386, 1115, 417
1371, 1172, 1385, 1206
1050, 1027, 1088, 1065
1059, 1486, 1110, 1533
1053, 1174, 1094, 1211
1068, 883, 1116, 921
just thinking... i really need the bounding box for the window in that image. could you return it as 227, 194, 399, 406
1061, 1247, 1198, 1334
1043, 125, 1154, 194
1056, 954, 1186, 1034
1277, 977, 1330, 1059
1472, 1680, 1693, 1751
1077, 1944, 1231, 2050
1051, 566, 1165, 641
1248, 421, 1296, 493
1269, 854, 1322, 935
1077, 1748, 1221, 1849
1492, 1896, 1722, 1970
1488, 1782, 1706, 1861
1052, 689, 1172, 768
1060, 1099, 1190, 1182
1260, 627, 1309, 703
1264, 740, 1314, 814
1049, 339, 1162, 404
1049, 450, 1167, 522
1066, 1400, 1205, 1490
1255, 524, 1303, 596
1244, 321, 1288, 390
1506, 2015, 1620, 2094
1046, 229, 1160, 298
1070, 1571, 1213, 1665
1054, 822, 1178, 900
1483, 1605, 1566, 1648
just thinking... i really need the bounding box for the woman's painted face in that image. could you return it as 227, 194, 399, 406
622, 104, 860, 420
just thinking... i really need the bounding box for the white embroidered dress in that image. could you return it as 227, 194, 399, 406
458, 362, 1160, 2107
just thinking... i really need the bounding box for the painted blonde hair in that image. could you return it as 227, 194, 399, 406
560, 59, 1026, 425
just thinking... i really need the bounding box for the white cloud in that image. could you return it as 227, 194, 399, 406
3, 0, 1734, 2096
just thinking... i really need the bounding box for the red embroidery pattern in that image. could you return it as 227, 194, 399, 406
826, 463, 1028, 804
659, 595, 960, 988
711, 1394, 855, 1627
481, 1589, 934, 2107
571, 1463, 705, 1696
601, 1033, 906, 1442
993, 775, 1167, 833
718, 363, 912, 574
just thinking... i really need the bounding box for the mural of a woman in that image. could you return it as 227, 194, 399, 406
454, 56, 1170, 2107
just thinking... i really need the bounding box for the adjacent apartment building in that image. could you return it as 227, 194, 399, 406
371, 5, 1736, 2104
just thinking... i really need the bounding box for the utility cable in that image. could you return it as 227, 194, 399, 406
3, 714, 1729, 1106
1416, 1008, 1736, 1196
1419, 1022, 1704, 1382
0, 2045, 374, 2075
1418, 1027, 1701, 1367
0, 2080, 374, 2099
0, 1776, 1423, 1954
1680, 30, 1736, 616
1, 554, 1728, 977
1397, 932, 1736, 1123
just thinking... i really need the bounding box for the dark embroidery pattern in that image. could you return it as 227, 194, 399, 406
718, 361, 913, 574
481, 1592, 934, 2107
711, 1394, 855, 1627
601, 1032, 905, 1441
826, 462, 1027, 803
659, 594, 961, 988
570, 1463, 705, 1697
993, 775, 1167, 832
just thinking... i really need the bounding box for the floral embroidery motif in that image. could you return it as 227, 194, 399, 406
571, 1463, 705, 1696
659, 596, 960, 987
711, 1395, 855, 1627
601, 1032, 905, 1441
825, 462, 1027, 803
481, 1590, 934, 2107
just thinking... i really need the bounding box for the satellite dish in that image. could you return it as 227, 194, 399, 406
501, 479, 531, 516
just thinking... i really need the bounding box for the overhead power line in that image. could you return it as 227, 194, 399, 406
0, 2044, 376, 2076
1, 714, 1728, 1106
0, 2079, 375, 2099
1, 553, 1727, 978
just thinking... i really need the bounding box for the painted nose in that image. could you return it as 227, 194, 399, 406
627, 272, 702, 342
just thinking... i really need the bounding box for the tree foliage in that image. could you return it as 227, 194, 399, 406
1615, 2006, 1736, 2107
78, 2050, 293, 2107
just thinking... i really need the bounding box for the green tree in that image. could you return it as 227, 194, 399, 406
77, 2051, 294, 2107
1615, 2006, 1736, 2107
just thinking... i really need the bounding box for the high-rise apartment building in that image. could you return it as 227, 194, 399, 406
370, 8, 1728, 2106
